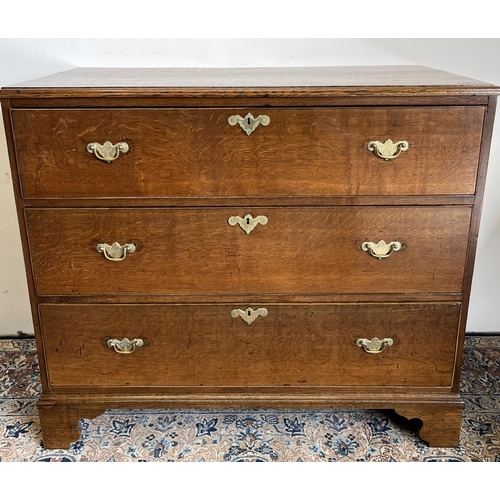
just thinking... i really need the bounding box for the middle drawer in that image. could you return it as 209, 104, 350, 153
25, 206, 471, 296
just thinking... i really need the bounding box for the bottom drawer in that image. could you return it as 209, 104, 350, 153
39, 303, 460, 389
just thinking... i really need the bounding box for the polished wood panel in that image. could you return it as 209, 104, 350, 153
2, 66, 499, 99
25, 206, 471, 296
12, 107, 484, 198
39, 302, 460, 389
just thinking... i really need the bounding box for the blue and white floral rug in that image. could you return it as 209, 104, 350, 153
1, 337, 499, 462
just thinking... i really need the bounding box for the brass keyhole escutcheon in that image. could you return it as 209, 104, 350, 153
228, 214, 268, 234
228, 113, 270, 136
231, 307, 268, 325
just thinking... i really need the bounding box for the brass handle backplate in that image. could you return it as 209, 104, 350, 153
96, 242, 136, 261
107, 338, 144, 354
228, 113, 270, 135
228, 214, 268, 234
231, 307, 268, 325
356, 337, 394, 354
87, 141, 130, 162
362, 240, 402, 259
367, 139, 409, 160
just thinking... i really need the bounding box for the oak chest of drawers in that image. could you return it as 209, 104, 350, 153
2, 66, 498, 449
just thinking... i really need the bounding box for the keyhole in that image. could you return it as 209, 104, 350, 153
247, 117, 251, 125
248, 310, 251, 316
246, 217, 250, 225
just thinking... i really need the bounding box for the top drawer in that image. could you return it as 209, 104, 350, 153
11, 106, 484, 199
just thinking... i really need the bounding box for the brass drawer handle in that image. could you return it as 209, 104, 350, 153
228, 113, 270, 136
86, 141, 130, 162
356, 337, 394, 354
96, 242, 136, 261
367, 139, 409, 160
107, 338, 144, 354
228, 214, 268, 234
362, 240, 401, 259
231, 307, 268, 325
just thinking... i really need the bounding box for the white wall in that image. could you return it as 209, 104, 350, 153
1, 38, 499, 335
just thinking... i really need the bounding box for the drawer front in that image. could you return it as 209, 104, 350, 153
26, 206, 471, 296
13, 107, 483, 198
39, 303, 460, 389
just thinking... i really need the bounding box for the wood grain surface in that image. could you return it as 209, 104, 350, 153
39, 302, 460, 389
12, 107, 484, 198
2, 66, 499, 99
25, 206, 472, 296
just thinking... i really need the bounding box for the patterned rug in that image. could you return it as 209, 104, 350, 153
0, 336, 499, 462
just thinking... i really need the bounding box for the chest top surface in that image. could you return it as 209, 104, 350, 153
1, 66, 499, 98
